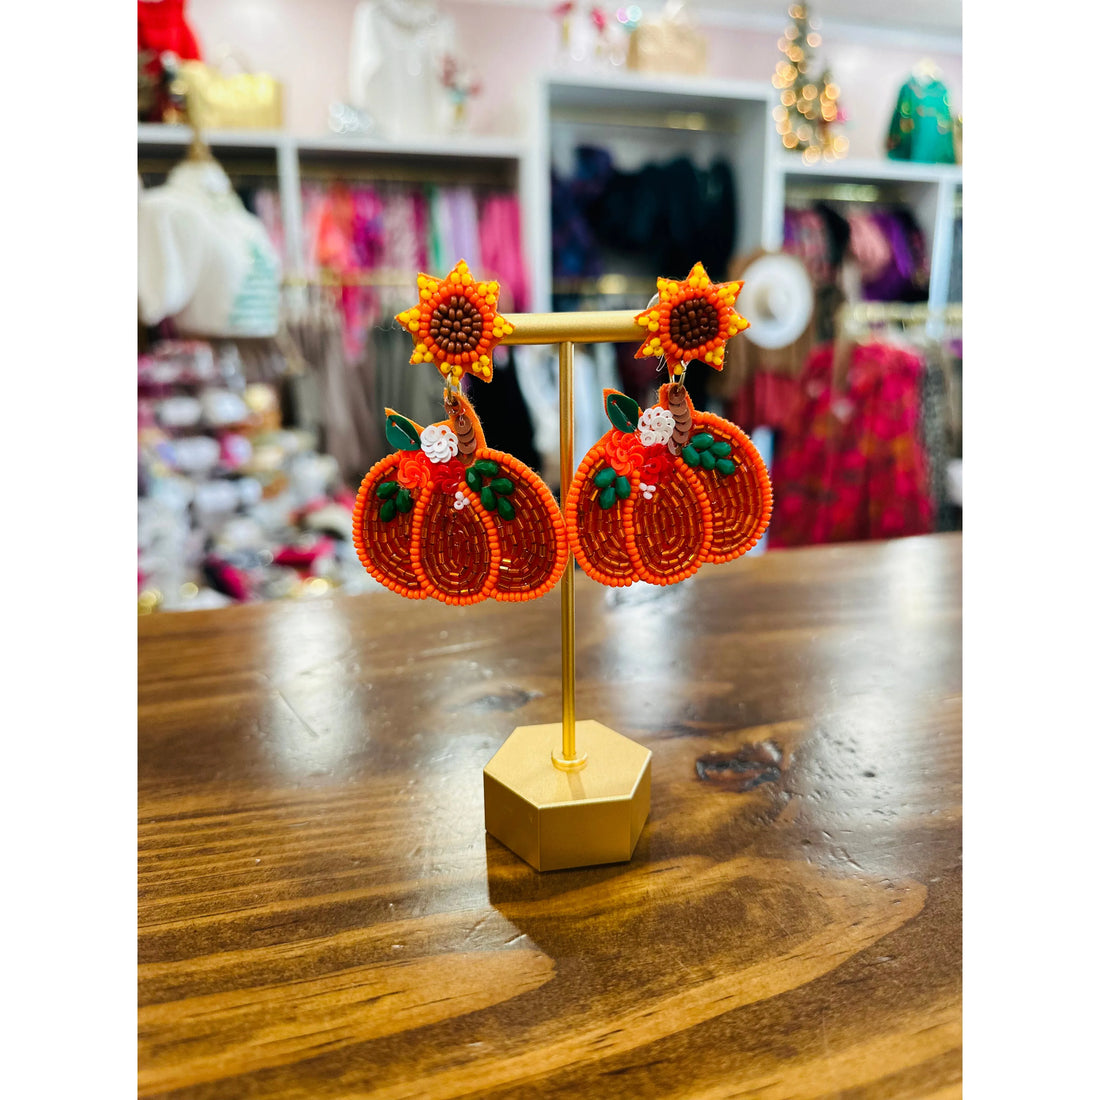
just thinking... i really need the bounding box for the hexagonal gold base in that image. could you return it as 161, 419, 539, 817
483, 720, 651, 871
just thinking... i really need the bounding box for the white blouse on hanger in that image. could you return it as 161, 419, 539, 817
138, 160, 282, 338
347, 0, 455, 138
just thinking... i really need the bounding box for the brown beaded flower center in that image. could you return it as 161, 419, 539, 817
668, 297, 720, 349
430, 294, 484, 355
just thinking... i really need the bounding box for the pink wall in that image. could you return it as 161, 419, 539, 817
186, 0, 962, 160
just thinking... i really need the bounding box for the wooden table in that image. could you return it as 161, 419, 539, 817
139, 533, 962, 1099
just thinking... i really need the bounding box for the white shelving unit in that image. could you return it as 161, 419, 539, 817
770, 155, 962, 312
524, 72, 779, 312
139, 79, 962, 317
138, 123, 526, 281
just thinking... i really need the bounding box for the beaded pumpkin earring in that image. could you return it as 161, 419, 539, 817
564, 262, 773, 587
353, 261, 568, 605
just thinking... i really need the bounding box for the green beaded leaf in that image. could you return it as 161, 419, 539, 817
681, 445, 700, 467
614, 475, 631, 500
490, 477, 515, 495
691, 432, 714, 451
593, 466, 616, 488
480, 487, 497, 511
700, 449, 717, 470
465, 468, 481, 490
598, 485, 617, 510
710, 440, 732, 458
385, 413, 421, 452
379, 499, 397, 522
473, 459, 500, 475
716, 457, 738, 476
395, 488, 413, 513
497, 497, 516, 521
375, 480, 399, 499
605, 391, 640, 433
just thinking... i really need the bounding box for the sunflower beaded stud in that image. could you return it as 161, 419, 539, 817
395, 259, 515, 387
633, 260, 750, 377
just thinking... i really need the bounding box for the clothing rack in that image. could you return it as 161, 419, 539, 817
283, 271, 417, 289
297, 162, 515, 187
837, 301, 961, 331
785, 183, 911, 205
550, 106, 741, 134
138, 154, 280, 179
552, 274, 658, 297
833, 301, 961, 392
282, 269, 507, 290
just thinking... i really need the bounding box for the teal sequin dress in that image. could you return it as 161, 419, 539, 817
886, 77, 956, 164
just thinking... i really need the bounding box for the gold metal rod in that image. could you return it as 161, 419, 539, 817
558, 340, 578, 763
500, 311, 641, 345
297, 163, 514, 187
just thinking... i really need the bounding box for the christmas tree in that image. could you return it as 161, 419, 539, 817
771, 5, 848, 164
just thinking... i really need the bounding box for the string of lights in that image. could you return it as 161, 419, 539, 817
771, 4, 849, 165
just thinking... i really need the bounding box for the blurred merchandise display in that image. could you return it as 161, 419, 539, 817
782, 198, 930, 342
138, 1, 280, 129
138, 151, 282, 338
348, 0, 459, 139
626, 1, 705, 76
723, 206, 961, 546
771, 4, 848, 165
438, 53, 483, 133
763, 340, 934, 546
723, 312, 962, 546
137, 0, 201, 68
547, 143, 738, 443
551, 3, 632, 71
327, 102, 378, 138
135, 1, 962, 606
551, 146, 736, 287
173, 53, 284, 132
271, 181, 529, 358
886, 59, 958, 164
138, 0, 202, 122
138, 341, 378, 614
948, 201, 962, 303
719, 251, 816, 397
270, 180, 529, 465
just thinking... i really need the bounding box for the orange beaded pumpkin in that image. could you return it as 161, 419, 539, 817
353, 392, 567, 605
565, 385, 772, 587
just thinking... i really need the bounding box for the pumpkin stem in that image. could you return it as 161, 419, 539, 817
443, 389, 485, 459
663, 382, 694, 452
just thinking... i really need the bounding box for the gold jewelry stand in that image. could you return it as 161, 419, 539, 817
482, 311, 652, 872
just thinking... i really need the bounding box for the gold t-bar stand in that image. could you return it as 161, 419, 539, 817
482, 310, 653, 872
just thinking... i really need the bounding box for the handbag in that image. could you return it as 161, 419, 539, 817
627, 6, 707, 75
177, 52, 283, 131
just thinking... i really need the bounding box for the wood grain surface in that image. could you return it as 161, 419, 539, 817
138, 533, 962, 1099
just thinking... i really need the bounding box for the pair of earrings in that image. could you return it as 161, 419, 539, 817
352, 261, 772, 604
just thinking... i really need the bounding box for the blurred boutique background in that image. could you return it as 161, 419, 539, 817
137, 0, 962, 613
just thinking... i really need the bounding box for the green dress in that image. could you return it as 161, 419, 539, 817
886, 77, 956, 164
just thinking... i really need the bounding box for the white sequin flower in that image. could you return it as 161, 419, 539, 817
420, 423, 459, 464
639, 481, 656, 501
453, 490, 468, 511
637, 406, 676, 447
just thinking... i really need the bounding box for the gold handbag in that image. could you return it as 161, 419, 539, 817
177, 55, 283, 131
627, 9, 707, 75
